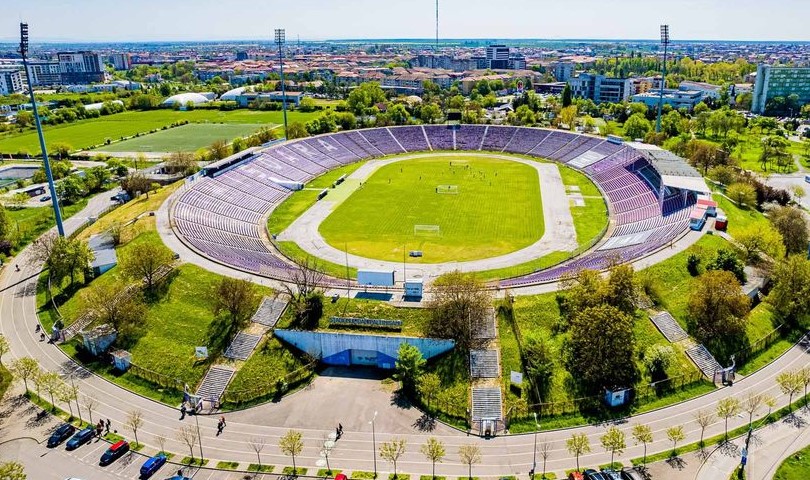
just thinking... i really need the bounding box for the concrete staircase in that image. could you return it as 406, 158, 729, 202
223, 332, 263, 361
685, 343, 723, 379
195, 365, 235, 403
251, 296, 288, 328
471, 387, 503, 422
472, 308, 496, 340
650, 312, 689, 343
470, 350, 499, 379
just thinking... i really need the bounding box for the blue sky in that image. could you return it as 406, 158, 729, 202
2, 0, 808, 42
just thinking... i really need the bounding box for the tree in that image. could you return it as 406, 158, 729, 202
734, 224, 785, 264
561, 84, 572, 108
558, 105, 577, 130
298, 96, 317, 112
420, 103, 442, 124
0, 461, 26, 480
666, 425, 685, 455
7, 192, 30, 210
776, 370, 803, 411
624, 113, 652, 140
631, 424, 653, 465
426, 271, 491, 351
0, 335, 8, 365
726, 182, 757, 208
687, 270, 750, 359
249, 436, 267, 469
120, 241, 174, 292
538, 440, 552, 479
10, 357, 39, 393
420, 437, 446, 479
126, 409, 144, 447
121, 172, 151, 198
39, 236, 94, 287
212, 277, 258, 338
281, 255, 325, 328
57, 382, 78, 420
165, 151, 198, 176
716, 397, 741, 441
768, 255, 810, 326
523, 334, 555, 398
706, 248, 747, 284
457, 444, 481, 480
83, 166, 112, 193
743, 392, 764, 428
154, 434, 167, 455
643, 344, 675, 381
693, 409, 714, 448
418, 373, 442, 411
83, 395, 98, 425
347, 82, 386, 115
82, 282, 147, 339
566, 433, 590, 472
565, 304, 636, 392
769, 206, 809, 255
395, 343, 425, 394
600, 426, 625, 469
279, 429, 304, 474
286, 121, 309, 139
388, 104, 410, 125
380, 438, 407, 479
16, 110, 34, 128
176, 425, 199, 461
40, 371, 63, 411
799, 367, 810, 409
51, 142, 73, 159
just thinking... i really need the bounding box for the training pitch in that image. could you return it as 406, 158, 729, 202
94, 122, 265, 153
318, 156, 545, 263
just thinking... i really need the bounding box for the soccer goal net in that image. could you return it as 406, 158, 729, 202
414, 224, 441, 237
436, 185, 459, 194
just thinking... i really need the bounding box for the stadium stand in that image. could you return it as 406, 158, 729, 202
171, 126, 701, 287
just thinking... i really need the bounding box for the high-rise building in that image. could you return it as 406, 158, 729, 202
486, 45, 510, 70
107, 53, 132, 71
553, 62, 575, 82
25, 60, 62, 86
58, 51, 105, 84
752, 64, 810, 114
508, 54, 527, 71
0, 69, 24, 95
569, 73, 633, 104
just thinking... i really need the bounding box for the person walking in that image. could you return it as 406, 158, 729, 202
105, 418, 111, 434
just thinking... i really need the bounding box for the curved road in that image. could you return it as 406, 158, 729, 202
2, 193, 810, 478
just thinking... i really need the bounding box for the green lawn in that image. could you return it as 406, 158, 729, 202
775, 443, 810, 479
95, 123, 265, 153
224, 336, 310, 406
6, 198, 89, 254
0, 109, 322, 154
319, 156, 544, 263
0, 364, 11, 401
558, 164, 609, 249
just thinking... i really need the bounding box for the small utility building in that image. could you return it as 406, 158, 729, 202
88, 234, 118, 276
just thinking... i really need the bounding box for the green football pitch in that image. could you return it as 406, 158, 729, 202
94, 123, 265, 153
318, 156, 545, 263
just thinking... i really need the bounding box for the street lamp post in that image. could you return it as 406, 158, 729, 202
18, 22, 64, 237
531, 412, 538, 479
194, 406, 204, 465
275, 28, 289, 138
655, 24, 671, 134
369, 410, 378, 478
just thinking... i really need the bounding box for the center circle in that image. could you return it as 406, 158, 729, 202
318, 154, 545, 263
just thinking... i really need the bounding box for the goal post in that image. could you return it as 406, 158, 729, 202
435, 185, 459, 194
414, 224, 441, 237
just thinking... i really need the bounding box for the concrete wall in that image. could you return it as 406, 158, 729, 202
275, 330, 455, 369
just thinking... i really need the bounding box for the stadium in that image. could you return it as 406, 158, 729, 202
168, 124, 710, 288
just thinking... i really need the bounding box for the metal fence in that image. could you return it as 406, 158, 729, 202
126, 361, 184, 392
732, 325, 785, 366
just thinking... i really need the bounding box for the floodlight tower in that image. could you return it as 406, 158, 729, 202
19, 23, 64, 236
275, 28, 289, 138
435, 0, 439, 49
655, 24, 671, 134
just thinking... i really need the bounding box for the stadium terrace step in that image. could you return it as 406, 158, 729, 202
685, 344, 723, 380
251, 296, 288, 328
470, 350, 499, 379
195, 365, 235, 403
471, 387, 503, 421
223, 332, 262, 361
650, 311, 689, 343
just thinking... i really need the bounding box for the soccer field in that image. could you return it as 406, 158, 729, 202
0, 109, 320, 154
94, 123, 266, 152
318, 156, 545, 263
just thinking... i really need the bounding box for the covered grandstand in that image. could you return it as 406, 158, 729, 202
169, 125, 702, 287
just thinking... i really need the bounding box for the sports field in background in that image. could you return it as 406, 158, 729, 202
318, 155, 545, 263
93, 123, 266, 153
0, 109, 320, 154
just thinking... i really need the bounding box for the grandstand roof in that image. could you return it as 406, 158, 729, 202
629, 142, 710, 194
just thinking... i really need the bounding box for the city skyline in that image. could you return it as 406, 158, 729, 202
1, 0, 809, 43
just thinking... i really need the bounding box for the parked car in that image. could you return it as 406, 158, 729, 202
47, 423, 76, 448
99, 440, 130, 466
65, 427, 95, 450
600, 470, 622, 480
164, 476, 191, 480
584, 470, 609, 480
567, 472, 585, 480
40, 195, 51, 202
619, 468, 644, 480
140, 453, 168, 477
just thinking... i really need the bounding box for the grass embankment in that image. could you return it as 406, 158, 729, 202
6, 197, 88, 254
0, 364, 12, 400
774, 441, 810, 479
0, 109, 322, 154
319, 156, 544, 263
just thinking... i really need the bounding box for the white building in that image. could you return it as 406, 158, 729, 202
632, 89, 704, 111
26, 60, 61, 86
0, 69, 24, 95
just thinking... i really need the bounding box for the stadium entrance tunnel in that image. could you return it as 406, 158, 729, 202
274, 329, 455, 369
